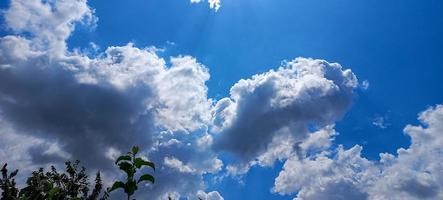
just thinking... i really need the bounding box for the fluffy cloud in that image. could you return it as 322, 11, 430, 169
0, 0, 216, 199
154, 56, 213, 132
3, 0, 96, 56
274, 145, 376, 200
212, 58, 358, 164
370, 105, 443, 200
0, 48, 158, 168
273, 105, 443, 200
142, 132, 223, 199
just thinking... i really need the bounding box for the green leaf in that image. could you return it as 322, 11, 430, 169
115, 155, 132, 165
134, 158, 155, 171
138, 174, 155, 184
108, 181, 125, 192
48, 187, 61, 198
132, 146, 139, 154
118, 162, 134, 177
10, 169, 18, 178
125, 180, 137, 196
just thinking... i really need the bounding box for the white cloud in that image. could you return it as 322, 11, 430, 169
257, 131, 297, 167
256, 126, 337, 167
154, 56, 213, 132
212, 58, 358, 164
190, 0, 221, 11
370, 104, 443, 200
273, 145, 376, 200
164, 156, 196, 173
372, 116, 389, 129
197, 190, 224, 200
146, 134, 223, 199
208, 0, 221, 11
0, 1, 216, 199
273, 105, 443, 200
3, 0, 96, 56
361, 80, 370, 90
0, 36, 43, 67
299, 125, 337, 154
197, 134, 214, 148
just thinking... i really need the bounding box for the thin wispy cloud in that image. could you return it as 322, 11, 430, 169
372, 116, 389, 129
190, 0, 221, 11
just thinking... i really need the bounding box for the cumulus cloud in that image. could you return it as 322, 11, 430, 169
212, 58, 358, 163
0, 0, 215, 199
0, 53, 156, 168
3, 0, 96, 57
145, 133, 223, 199
273, 105, 443, 200
154, 56, 213, 132
370, 105, 443, 200
274, 145, 376, 200
164, 156, 197, 173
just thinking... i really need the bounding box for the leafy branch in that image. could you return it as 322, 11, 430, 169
0, 146, 156, 200
18, 160, 104, 200
0, 164, 19, 200
107, 146, 155, 200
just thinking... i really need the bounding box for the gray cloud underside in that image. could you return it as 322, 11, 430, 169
0, 63, 154, 168
212, 58, 358, 162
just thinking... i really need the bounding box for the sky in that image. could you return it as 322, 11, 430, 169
0, 0, 442, 200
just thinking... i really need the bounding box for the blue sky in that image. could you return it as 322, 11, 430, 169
71, 0, 443, 156
1, 0, 443, 200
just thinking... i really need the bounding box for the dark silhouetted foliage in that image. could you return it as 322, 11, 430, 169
18, 160, 104, 200
0, 146, 155, 200
0, 164, 19, 200
107, 146, 155, 200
